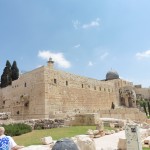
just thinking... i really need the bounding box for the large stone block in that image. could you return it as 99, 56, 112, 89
71, 113, 99, 126
41, 136, 53, 145
73, 135, 96, 150
117, 138, 126, 150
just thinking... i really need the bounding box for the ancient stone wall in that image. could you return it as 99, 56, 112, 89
0, 67, 46, 119
68, 113, 100, 126
99, 108, 146, 122
0, 61, 150, 120
44, 66, 118, 118
134, 87, 150, 100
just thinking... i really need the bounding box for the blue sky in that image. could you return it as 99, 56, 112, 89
1, 0, 150, 87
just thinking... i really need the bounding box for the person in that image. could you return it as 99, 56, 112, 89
0, 127, 24, 150
52, 138, 79, 150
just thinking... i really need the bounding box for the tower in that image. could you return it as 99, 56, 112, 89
47, 58, 54, 69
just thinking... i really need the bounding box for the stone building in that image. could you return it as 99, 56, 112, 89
0, 59, 149, 120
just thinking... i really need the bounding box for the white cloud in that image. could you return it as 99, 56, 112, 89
88, 61, 93, 66
38, 50, 71, 68
100, 52, 109, 60
36, 65, 42, 68
72, 20, 80, 29
72, 18, 100, 30
82, 18, 100, 29
136, 50, 150, 60
74, 44, 80, 48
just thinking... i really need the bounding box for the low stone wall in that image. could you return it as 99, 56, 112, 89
25, 119, 65, 129
66, 113, 100, 126
0, 112, 11, 120
99, 108, 147, 122
0, 119, 65, 129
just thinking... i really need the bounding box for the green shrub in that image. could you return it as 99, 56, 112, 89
2, 123, 32, 136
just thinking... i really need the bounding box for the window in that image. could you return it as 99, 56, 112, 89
24, 82, 27, 87
94, 86, 96, 90
17, 111, 20, 115
82, 84, 84, 88
54, 79, 57, 84
66, 81, 68, 86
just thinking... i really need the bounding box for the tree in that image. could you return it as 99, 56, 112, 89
1, 60, 12, 88
148, 101, 150, 116
1, 73, 7, 88
11, 61, 19, 81
143, 102, 148, 116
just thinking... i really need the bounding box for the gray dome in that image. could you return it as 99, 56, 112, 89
106, 70, 119, 80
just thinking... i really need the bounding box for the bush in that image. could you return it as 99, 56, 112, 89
2, 123, 32, 136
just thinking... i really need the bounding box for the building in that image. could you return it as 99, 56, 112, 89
0, 59, 149, 120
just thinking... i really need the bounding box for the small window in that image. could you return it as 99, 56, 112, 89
17, 111, 20, 115
94, 86, 96, 90
54, 79, 57, 84
24, 82, 27, 87
82, 84, 84, 88
66, 81, 68, 86
3, 101, 5, 104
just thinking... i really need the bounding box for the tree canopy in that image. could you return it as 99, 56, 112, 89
1, 60, 19, 88
11, 61, 19, 81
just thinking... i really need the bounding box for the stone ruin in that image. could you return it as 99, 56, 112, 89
119, 86, 137, 108
0, 118, 64, 130
0, 112, 11, 120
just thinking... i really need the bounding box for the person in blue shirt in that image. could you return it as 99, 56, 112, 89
0, 127, 24, 150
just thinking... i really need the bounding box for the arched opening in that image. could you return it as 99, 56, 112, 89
121, 97, 125, 106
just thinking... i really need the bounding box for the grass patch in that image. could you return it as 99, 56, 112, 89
13, 126, 150, 149
13, 126, 96, 146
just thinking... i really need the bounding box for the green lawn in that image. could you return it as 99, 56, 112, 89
13, 126, 96, 146
13, 126, 150, 150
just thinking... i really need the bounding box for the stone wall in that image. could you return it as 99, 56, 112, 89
44, 66, 118, 118
134, 87, 150, 100
99, 108, 147, 122
0, 118, 64, 129
0, 67, 46, 119
68, 113, 100, 126
0, 61, 150, 120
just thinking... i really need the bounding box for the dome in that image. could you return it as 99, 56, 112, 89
106, 70, 119, 80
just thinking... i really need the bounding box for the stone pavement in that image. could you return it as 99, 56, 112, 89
94, 130, 125, 150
